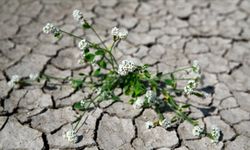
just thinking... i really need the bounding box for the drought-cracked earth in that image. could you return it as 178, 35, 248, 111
0, 0, 250, 149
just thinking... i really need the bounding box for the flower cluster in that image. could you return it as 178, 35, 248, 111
72, 9, 84, 24
7, 75, 21, 88
211, 126, 221, 143
159, 118, 171, 129
78, 39, 88, 50
192, 60, 200, 74
183, 60, 201, 95
145, 90, 157, 104
145, 121, 154, 129
63, 129, 78, 143
192, 126, 204, 137
43, 23, 61, 37
184, 80, 198, 95
117, 60, 136, 76
111, 27, 128, 40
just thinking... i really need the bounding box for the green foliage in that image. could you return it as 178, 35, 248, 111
84, 53, 95, 62
70, 78, 84, 90
82, 22, 91, 29
39, 16, 211, 142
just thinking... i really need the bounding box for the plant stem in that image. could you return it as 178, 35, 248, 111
175, 78, 195, 80
163, 66, 192, 76
88, 23, 108, 50
73, 92, 102, 132
60, 30, 83, 40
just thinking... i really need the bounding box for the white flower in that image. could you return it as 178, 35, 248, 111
110, 27, 128, 39
63, 129, 78, 143
80, 100, 86, 107
118, 29, 128, 39
184, 80, 198, 95
78, 39, 88, 50
145, 121, 154, 129
159, 118, 171, 129
192, 126, 204, 137
192, 60, 200, 73
145, 90, 156, 104
43, 23, 60, 36
211, 126, 221, 143
8, 75, 21, 88
133, 97, 144, 109
72, 9, 84, 23
111, 27, 119, 36
117, 60, 136, 76
29, 73, 39, 81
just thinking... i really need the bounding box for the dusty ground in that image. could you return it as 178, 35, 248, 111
0, 0, 250, 149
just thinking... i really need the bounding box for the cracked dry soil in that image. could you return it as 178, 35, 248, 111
0, 0, 250, 149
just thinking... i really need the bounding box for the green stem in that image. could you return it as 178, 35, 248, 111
73, 92, 102, 132
163, 66, 192, 76
61, 29, 116, 70
88, 23, 108, 50
88, 23, 118, 69
175, 78, 195, 80
60, 30, 82, 40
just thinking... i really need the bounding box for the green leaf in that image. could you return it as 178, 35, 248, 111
156, 72, 163, 77
78, 73, 85, 76
84, 53, 95, 62
181, 104, 191, 108
73, 102, 83, 110
82, 22, 91, 29
95, 50, 105, 55
165, 79, 174, 85
70, 79, 83, 90
84, 48, 90, 54
54, 32, 61, 38
144, 70, 151, 78
97, 60, 107, 68
93, 68, 101, 76
111, 95, 120, 101
192, 91, 205, 97
134, 80, 146, 97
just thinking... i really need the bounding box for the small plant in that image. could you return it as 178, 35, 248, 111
9, 9, 221, 144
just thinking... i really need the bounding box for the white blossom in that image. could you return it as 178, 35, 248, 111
159, 118, 171, 129
192, 60, 200, 73
145, 90, 157, 104
110, 27, 128, 39
72, 9, 84, 23
184, 80, 198, 95
192, 126, 204, 137
145, 121, 154, 129
211, 126, 221, 143
133, 97, 144, 109
63, 129, 78, 143
78, 39, 88, 50
118, 29, 128, 39
43, 23, 60, 36
117, 60, 136, 76
111, 27, 119, 36
80, 100, 86, 107
29, 73, 39, 81
8, 75, 21, 88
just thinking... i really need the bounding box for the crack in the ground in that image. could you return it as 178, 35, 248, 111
93, 112, 104, 150
42, 133, 50, 150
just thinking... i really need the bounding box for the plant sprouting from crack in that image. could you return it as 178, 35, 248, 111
8, 9, 222, 144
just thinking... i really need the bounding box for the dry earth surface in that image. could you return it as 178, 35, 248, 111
0, 0, 250, 149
